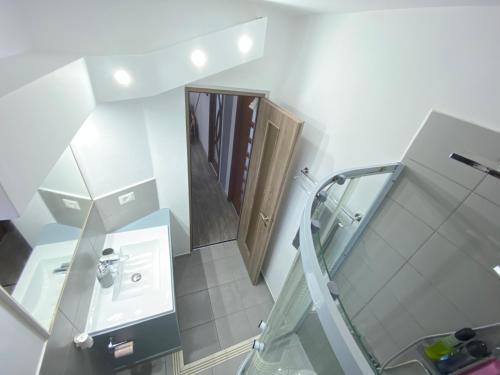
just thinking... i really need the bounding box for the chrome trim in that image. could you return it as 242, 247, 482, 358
450, 153, 500, 179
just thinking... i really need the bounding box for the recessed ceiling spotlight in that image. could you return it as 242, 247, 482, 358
191, 49, 207, 67
494, 265, 500, 277
238, 35, 253, 54
113, 69, 132, 86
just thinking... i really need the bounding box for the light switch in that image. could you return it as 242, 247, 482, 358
118, 191, 135, 205
62, 198, 81, 210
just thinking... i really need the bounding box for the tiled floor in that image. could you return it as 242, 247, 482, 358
174, 240, 274, 364
190, 140, 239, 248
116, 351, 249, 375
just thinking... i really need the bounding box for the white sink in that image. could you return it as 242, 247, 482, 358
113, 239, 160, 302
86, 226, 172, 334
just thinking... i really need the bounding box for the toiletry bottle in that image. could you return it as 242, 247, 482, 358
425, 328, 476, 361
435, 340, 490, 374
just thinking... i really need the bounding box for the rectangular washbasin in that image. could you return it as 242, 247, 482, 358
113, 239, 160, 302
86, 226, 173, 334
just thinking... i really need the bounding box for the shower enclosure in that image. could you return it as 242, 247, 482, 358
241, 163, 403, 375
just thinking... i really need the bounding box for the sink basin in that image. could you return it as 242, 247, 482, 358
86, 226, 172, 334
12, 239, 77, 330
113, 239, 160, 302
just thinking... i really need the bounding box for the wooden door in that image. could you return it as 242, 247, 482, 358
238, 98, 303, 284
208, 94, 223, 177
228, 96, 257, 215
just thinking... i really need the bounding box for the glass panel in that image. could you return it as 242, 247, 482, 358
309, 170, 397, 372
245, 256, 344, 375
0, 147, 91, 331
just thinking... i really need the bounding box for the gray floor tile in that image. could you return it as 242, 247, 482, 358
245, 301, 274, 336
227, 254, 248, 280
209, 282, 244, 319
197, 245, 215, 264
175, 262, 209, 297
235, 277, 273, 309
174, 252, 203, 279
114, 356, 166, 375
212, 353, 248, 375
215, 310, 254, 349
203, 257, 238, 287
181, 322, 221, 364
177, 290, 213, 331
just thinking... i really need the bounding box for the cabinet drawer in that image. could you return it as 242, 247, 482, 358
91, 312, 180, 370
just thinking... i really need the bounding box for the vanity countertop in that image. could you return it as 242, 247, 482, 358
85, 209, 173, 334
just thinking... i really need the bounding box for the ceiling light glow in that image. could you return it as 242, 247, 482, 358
113, 69, 132, 86
494, 265, 500, 277
191, 49, 207, 67
238, 35, 253, 54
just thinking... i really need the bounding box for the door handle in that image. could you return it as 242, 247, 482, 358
259, 212, 272, 227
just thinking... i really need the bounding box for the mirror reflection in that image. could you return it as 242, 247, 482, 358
0, 147, 91, 330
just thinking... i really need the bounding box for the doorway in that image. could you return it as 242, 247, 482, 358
186, 88, 262, 249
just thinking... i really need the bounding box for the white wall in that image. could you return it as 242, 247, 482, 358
0, 297, 46, 375
0, 58, 96, 219
18, 0, 301, 55
13, 192, 55, 247
71, 102, 154, 198
143, 88, 190, 255
41, 147, 89, 197
190, 92, 211, 156
0, 0, 31, 58
143, 89, 191, 256
261, 6, 500, 297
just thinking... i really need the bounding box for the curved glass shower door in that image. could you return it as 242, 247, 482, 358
242, 164, 402, 375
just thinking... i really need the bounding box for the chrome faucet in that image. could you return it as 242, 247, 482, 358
53, 262, 70, 274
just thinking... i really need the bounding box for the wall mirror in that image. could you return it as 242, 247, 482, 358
0, 146, 91, 331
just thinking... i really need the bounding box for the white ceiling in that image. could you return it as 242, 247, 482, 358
251, 0, 500, 13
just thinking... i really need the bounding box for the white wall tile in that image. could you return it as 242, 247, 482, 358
95, 179, 159, 232
390, 159, 470, 229
438, 193, 500, 273
475, 175, 500, 208
353, 306, 399, 363
370, 288, 425, 349
370, 199, 433, 259
406, 111, 500, 190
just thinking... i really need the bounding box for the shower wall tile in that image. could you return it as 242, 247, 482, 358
389, 158, 469, 229
340, 112, 500, 365
406, 111, 498, 190
341, 229, 405, 304
475, 175, 500, 207
353, 306, 399, 363
368, 287, 425, 349
438, 193, 500, 273
385, 263, 467, 335
370, 199, 433, 259
411, 232, 500, 326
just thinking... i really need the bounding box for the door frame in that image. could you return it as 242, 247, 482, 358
184, 86, 267, 253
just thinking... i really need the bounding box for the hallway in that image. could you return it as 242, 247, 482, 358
190, 140, 239, 248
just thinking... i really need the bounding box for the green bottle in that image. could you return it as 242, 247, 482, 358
424, 328, 476, 361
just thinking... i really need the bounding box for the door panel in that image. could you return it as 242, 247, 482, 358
228, 96, 257, 215
238, 98, 303, 284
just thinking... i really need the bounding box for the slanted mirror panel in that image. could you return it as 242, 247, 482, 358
0, 147, 91, 331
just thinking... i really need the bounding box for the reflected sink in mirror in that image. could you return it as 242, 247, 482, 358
12, 237, 78, 329
0, 145, 91, 332
86, 226, 172, 334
